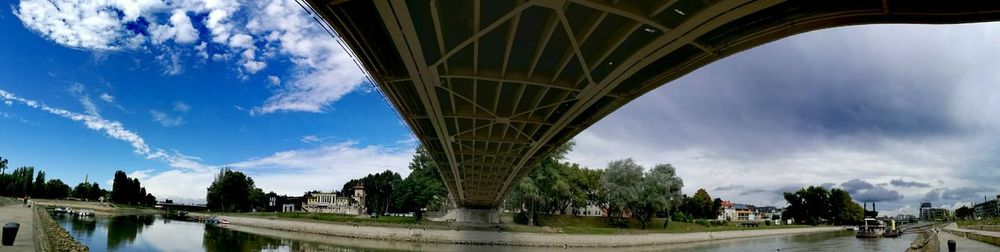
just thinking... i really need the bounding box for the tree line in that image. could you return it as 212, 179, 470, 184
783, 186, 864, 225
503, 142, 692, 229
0, 156, 157, 206
204, 147, 448, 220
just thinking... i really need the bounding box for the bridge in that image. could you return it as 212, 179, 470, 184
303, 0, 1000, 222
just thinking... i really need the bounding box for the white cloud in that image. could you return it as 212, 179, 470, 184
150, 10, 198, 44
16, 0, 366, 114
99, 93, 115, 103
227, 141, 414, 195
150, 110, 183, 127
14, 0, 163, 50
173, 101, 191, 113
300, 135, 321, 143
267, 75, 280, 86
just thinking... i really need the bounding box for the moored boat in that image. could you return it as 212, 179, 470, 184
856, 218, 886, 238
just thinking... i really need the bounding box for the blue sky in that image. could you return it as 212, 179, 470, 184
1, 0, 416, 202
1, 1, 999, 215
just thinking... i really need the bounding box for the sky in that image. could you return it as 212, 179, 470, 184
0, 1, 998, 215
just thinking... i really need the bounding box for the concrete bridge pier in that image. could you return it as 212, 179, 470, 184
445, 208, 500, 224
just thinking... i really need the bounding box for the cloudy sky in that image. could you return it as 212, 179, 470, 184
1, 1, 997, 214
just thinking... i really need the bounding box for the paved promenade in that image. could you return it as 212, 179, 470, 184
0, 204, 34, 251
199, 213, 841, 247
940, 223, 1000, 251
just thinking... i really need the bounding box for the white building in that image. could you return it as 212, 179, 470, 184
302, 184, 366, 215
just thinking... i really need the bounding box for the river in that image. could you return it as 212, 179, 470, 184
52, 212, 920, 251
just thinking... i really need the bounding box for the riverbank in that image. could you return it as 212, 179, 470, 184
31, 206, 88, 252
31, 199, 160, 215
195, 213, 840, 247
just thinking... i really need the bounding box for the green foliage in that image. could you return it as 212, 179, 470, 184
342, 170, 403, 215
45, 179, 71, 199
111, 170, 154, 206
955, 206, 974, 220
32, 171, 46, 198
506, 141, 606, 226
784, 186, 863, 225
600, 159, 684, 229
4, 166, 35, 197
390, 147, 447, 220
206, 168, 259, 212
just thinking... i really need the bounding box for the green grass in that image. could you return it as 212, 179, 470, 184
499, 214, 814, 234
957, 217, 1000, 227
234, 212, 446, 227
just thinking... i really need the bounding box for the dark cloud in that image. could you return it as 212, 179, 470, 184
739, 189, 768, 196
890, 179, 931, 188
840, 179, 903, 202
714, 184, 744, 191
923, 187, 997, 203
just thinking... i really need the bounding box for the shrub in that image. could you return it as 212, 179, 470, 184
765, 220, 773, 226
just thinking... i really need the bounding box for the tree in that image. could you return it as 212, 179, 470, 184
7, 166, 35, 197
111, 170, 154, 206
89, 183, 103, 201
206, 168, 257, 212
635, 164, 683, 229
0, 156, 7, 196
32, 171, 46, 198
689, 188, 713, 219
602, 158, 643, 225
343, 170, 403, 215
73, 182, 91, 199
955, 206, 974, 220
45, 179, 71, 199
784, 186, 832, 225
391, 147, 447, 220
830, 188, 863, 225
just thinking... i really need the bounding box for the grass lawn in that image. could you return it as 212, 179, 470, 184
232, 212, 451, 228
499, 214, 815, 234
957, 217, 1000, 227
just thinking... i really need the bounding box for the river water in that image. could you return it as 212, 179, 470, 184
52, 212, 920, 252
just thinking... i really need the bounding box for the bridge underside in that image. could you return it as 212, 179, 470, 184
304, 0, 1000, 209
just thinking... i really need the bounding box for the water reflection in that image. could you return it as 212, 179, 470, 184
52, 211, 923, 252
106, 215, 155, 249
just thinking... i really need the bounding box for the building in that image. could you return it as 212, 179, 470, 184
734, 204, 757, 221
919, 202, 950, 221
717, 201, 736, 221
302, 184, 366, 215
919, 202, 933, 221
974, 195, 999, 219
263, 195, 305, 213
569, 204, 606, 217
895, 214, 917, 224
757, 206, 782, 221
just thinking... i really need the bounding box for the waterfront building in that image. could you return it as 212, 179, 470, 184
757, 206, 782, 221
303, 184, 367, 215
919, 202, 950, 221
919, 202, 933, 221
717, 200, 736, 221
974, 194, 999, 219
734, 204, 757, 221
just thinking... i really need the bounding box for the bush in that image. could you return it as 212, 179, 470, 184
695, 219, 709, 226
765, 220, 772, 226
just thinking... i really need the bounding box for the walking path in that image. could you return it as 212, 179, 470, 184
204, 213, 841, 247
940, 223, 1000, 251
0, 204, 34, 251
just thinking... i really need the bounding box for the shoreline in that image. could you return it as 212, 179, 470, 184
198, 213, 841, 247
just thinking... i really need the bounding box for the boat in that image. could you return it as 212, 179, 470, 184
52, 207, 68, 214
856, 218, 886, 238
882, 219, 901, 238
76, 209, 95, 217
